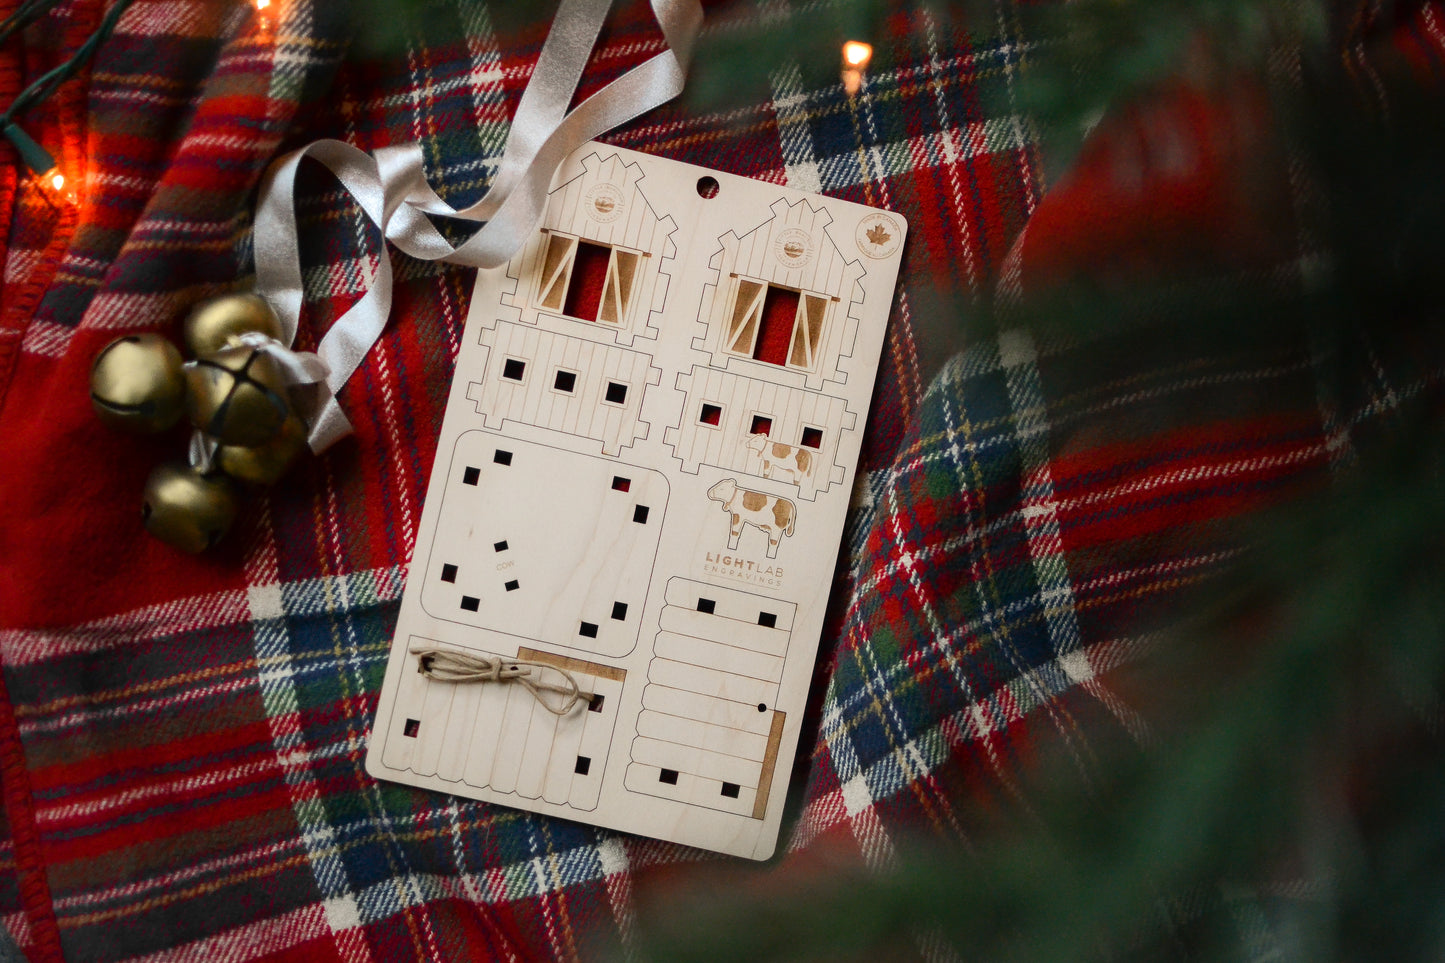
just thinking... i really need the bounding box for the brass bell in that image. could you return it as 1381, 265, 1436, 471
185, 344, 291, 447
184, 293, 284, 358
142, 462, 239, 553
89, 334, 187, 433
217, 413, 308, 485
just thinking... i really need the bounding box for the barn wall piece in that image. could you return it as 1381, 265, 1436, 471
662, 365, 855, 500
467, 321, 661, 456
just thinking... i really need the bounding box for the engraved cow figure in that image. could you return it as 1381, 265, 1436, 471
706, 478, 796, 558
744, 433, 814, 486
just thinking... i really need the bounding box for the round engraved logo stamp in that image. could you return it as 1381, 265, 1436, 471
855, 212, 902, 259
585, 183, 625, 223
774, 227, 814, 268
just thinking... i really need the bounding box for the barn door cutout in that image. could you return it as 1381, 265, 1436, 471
538, 232, 643, 326
724, 277, 829, 372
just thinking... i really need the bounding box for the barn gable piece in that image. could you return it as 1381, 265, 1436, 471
691, 197, 865, 391
504, 152, 677, 347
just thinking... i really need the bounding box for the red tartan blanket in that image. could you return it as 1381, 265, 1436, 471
0, 1, 1441, 960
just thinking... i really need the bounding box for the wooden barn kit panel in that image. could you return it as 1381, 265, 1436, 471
368, 144, 907, 860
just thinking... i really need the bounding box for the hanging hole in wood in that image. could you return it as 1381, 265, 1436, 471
463, 466, 480, 485
659, 768, 679, 784
461, 596, 480, 612
757, 703, 767, 712
403, 719, 420, 737
611, 476, 631, 492
696, 176, 719, 198
441, 563, 458, 583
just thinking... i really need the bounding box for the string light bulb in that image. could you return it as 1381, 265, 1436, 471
843, 41, 873, 68
842, 41, 873, 96
254, 0, 269, 8
2, 122, 66, 197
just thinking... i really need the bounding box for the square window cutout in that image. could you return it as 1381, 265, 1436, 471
505, 580, 519, 592
494, 540, 508, 552
462, 466, 480, 485
579, 621, 599, 639
611, 601, 628, 621
502, 358, 526, 381
587, 694, 605, 713
721, 782, 740, 798
659, 768, 679, 785
605, 382, 628, 404
699, 403, 722, 426
403, 719, 420, 738
633, 505, 649, 524
554, 370, 576, 393
494, 449, 513, 466
611, 476, 631, 492
697, 598, 716, 614
758, 612, 777, 628
441, 563, 458, 583
574, 756, 591, 775
800, 427, 824, 449
750, 415, 772, 435
461, 596, 480, 612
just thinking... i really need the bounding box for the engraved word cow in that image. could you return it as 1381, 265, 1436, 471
706, 478, 796, 558
744, 433, 814, 486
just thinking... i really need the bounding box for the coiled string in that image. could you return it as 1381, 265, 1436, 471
410, 645, 594, 716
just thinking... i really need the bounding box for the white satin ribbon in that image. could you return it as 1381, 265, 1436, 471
252, 0, 703, 453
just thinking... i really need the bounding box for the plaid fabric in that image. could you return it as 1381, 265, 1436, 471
0, 0, 1440, 960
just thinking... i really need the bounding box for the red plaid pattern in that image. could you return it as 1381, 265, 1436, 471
0, 1, 1441, 960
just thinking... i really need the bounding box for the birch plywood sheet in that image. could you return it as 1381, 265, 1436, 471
365, 143, 907, 859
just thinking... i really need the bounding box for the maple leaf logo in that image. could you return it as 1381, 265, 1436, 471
866, 223, 891, 246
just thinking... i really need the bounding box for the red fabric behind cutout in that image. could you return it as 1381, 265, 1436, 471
753, 286, 798, 366
564, 241, 610, 321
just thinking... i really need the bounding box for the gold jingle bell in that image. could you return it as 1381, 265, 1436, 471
184, 293, 284, 358
217, 413, 309, 485
142, 462, 239, 553
89, 334, 187, 433
185, 344, 291, 447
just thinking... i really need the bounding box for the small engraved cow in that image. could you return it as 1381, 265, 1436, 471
744, 433, 813, 485
706, 478, 796, 558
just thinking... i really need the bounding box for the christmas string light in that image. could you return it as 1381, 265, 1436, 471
0, 0, 139, 195
841, 40, 872, 96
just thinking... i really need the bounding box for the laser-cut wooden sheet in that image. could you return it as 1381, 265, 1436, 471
365, 144, 907, 859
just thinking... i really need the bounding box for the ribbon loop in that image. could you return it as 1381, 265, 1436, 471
252, 0, 702, 454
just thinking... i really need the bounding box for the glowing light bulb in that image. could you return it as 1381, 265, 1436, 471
49, 170, 65, 192
841, 41, 873, 96
255, 0, 270, 8
843, 41, 873, 68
